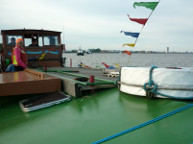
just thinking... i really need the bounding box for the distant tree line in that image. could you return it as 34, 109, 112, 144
88, 48, 101, 53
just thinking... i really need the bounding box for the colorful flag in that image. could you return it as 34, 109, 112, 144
128, 15, 148, 25
102, 62, 109, 68
102, 62, 116, 69
122, 43, 135, 47
123, 50, 131, 55
133, 2, 159, 10
115, 63, 120, 69
121, 31, 139, 38
80, 63, 91, 68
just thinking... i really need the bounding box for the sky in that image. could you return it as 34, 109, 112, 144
0, 0, 193, 52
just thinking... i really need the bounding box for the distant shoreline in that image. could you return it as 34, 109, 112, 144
64, 51, 193, 54
63, 49, 193, 54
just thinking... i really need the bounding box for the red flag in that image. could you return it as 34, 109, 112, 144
128, 15, 148, 25
123, 50, 131, 55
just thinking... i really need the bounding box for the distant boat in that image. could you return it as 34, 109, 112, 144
77, 48, 84, 56
85, 51, 92, 54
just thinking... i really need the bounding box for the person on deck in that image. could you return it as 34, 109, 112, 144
29, 38, 38, 47
5, 39, 27, 72
8, 37, 16, 46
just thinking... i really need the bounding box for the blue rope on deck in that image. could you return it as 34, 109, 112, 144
91, 104, 193, 144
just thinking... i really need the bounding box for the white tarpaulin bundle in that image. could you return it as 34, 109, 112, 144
120, 67, 193, 99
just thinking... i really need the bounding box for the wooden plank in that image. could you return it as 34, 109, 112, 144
0, 70, 61, 96
25, 69, 44, 79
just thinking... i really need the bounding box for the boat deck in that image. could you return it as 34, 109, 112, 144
37, 67, 118, 81
35, 67, 117, 98
0, 88, 192, 144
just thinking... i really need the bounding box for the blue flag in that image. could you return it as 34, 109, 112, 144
121, 31, 139, 38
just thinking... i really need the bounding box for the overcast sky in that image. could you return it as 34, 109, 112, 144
0, 0, 193, 52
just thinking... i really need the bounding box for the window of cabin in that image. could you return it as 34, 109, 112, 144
24, 38, 32, 47
44, 36, 58, 46
6, 35, 22, 46
24, 35, 43, 47
38, 36, 43, 47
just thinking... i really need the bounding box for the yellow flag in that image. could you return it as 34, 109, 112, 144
122, 43, 135, 47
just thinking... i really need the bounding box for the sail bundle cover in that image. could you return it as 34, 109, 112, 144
133, 2, 159, 10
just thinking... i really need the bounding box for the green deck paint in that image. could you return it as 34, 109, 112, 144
0, 88, 192, 144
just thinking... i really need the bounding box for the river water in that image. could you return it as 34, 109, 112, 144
63, 53, 193, 68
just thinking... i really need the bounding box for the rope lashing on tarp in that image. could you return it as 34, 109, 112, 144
143, 66, 193, 100
91, 103, 193, 144
143, 65, 158, 99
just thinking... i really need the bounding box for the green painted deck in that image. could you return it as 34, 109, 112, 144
0, 88, 193, 144
36, 67, 118, 81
